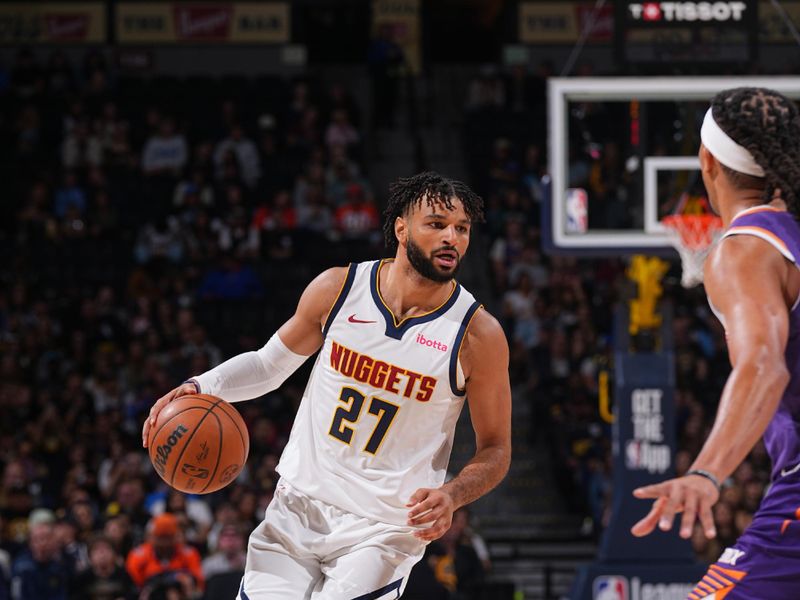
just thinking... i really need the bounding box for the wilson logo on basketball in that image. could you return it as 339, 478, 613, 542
153, 424, 188, 476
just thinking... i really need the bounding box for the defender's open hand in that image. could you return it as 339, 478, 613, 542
631, 475, 719, 539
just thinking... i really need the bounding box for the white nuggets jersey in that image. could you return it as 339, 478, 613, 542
276, 259, 482, 526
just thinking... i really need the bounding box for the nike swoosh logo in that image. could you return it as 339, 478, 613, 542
348, 314, 376, 324
781, 462, 800, 477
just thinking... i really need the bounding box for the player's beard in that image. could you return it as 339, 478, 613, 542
406, 235, 461, 283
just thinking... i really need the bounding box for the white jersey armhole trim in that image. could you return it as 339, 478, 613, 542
722, 229, 800, 311
792, 266, 800, 312
723, 227, 796, 262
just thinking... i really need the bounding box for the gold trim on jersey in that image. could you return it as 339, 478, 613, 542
375, 259, 458, 327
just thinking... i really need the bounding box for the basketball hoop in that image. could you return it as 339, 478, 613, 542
662, 214, 724, 288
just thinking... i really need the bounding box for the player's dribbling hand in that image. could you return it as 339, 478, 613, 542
141, 381, 199, 448
406, 488, 455, 541
630, 475, 720, 540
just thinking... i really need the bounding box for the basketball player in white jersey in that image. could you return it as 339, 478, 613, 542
143, 172, 512, 599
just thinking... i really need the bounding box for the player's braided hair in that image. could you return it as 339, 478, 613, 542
383, 171, 485, 251
711, 87, 800, 217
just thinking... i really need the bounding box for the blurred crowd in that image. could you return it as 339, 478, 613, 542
463, 63, 771, 551
0, 47, 385, 600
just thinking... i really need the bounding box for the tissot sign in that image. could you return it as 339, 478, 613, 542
627, 1, 748, 22
615, 0, 756, 65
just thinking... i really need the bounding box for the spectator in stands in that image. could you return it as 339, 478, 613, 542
103, 515, 133, 559
213, 124, 261, 189
142, 117, 187, 178
204, 503, 239, 559
402, 553, 450, 600
125, 513, 203, 595
134, 215, 184, 264
16, 104, 41, 160
149, 490, 212, 550
503, 272, 540, 351
0, 463, 37, 546
70, 534, 135, 600
520, 143, 546, 206
324, 82, 361, 127
334, 183, 379, 239
489, 218, 526, 292
17, 181, 53, 243
508, 245, 548, 292
54, 516, 89, 575
296, 183, 334, 234
203, 524, 247, 584
45, 50, 75, 96
62, 120, 103, 169
10, 518, 70, 600
324, 109, 360, 153
197, 253, 265, 301
106, 478, 150, 543
174, 168, 215, 210
54, 171, 87, 219
425, 508, 485, 599
326, 144, 364, 206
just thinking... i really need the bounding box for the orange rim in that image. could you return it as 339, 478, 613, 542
662, 215, 724, 250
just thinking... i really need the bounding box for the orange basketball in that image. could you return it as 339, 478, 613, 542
147, 394, 249, 494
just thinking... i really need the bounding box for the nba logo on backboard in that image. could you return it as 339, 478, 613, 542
593, 575, 629, 600
565, 188, 588, 233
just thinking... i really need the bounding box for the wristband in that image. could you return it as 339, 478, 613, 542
182, 379, 200, 393
686, 469, 721, 491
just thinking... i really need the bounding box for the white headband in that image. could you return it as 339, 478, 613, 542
700, 108, 765, 178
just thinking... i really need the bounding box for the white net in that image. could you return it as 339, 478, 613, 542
662, 215, 725, 288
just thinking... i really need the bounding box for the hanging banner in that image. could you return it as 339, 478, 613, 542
371, 0, 421, 75
519, 0, 795, 45
615, 0, 757, 64
116, 3, 289, 44
0, 3, 106, 44
518, 2, 613, 44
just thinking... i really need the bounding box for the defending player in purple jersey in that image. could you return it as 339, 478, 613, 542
631, 87, 800, 599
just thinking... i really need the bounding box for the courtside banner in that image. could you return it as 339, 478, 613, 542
116, 3, 289, 44
569, 563, 707, 600
0, 3, 106, 44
